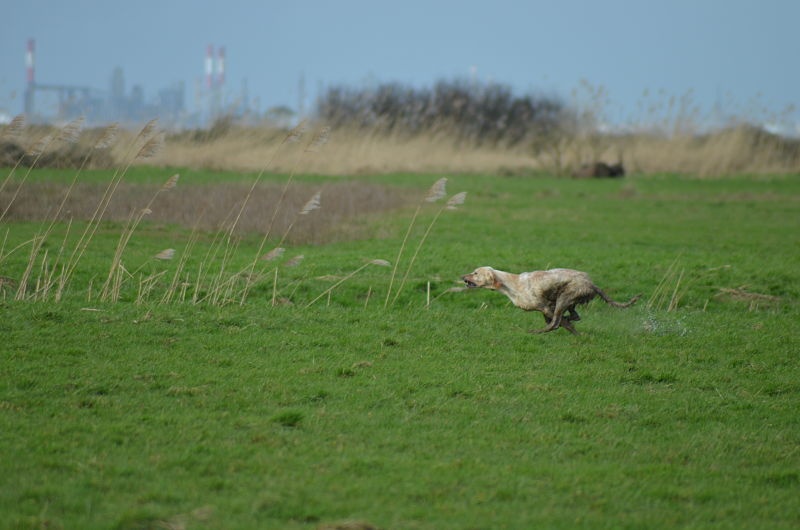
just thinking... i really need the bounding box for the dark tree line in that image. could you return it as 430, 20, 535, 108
315, 79, 569, 146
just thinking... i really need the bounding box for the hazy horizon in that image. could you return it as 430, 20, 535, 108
2, 0, 798, 133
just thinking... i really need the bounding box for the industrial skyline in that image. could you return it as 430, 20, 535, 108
19, 39, 251, 127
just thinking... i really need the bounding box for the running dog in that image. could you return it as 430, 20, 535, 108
461, 266, 639, 334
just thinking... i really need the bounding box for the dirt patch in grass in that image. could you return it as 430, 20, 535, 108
1, 180, 414, 244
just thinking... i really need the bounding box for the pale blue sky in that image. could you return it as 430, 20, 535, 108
2, 0, 798, 131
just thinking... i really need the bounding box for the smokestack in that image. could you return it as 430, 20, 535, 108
24, 39, 36, 116
205, 44, 214, 89
26, 39, 35, 86
217, 46, 226, 88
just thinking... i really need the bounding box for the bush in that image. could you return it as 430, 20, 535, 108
315, 78, 569, 146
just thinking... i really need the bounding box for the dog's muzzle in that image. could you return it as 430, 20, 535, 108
462, 276, 477, 288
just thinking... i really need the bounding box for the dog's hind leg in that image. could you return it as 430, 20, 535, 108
566, 307, 581, 322
560, 318, 579, 335
530, 302, 570, 334
529, 308, 555, 334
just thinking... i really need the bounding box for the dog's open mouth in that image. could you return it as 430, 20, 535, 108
463, 278, 477, 288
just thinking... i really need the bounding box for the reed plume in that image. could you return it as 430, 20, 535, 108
426, 177, 448, 202
1, 114, 25, 140
137, 118, 159, 142
136, 133, 164, 159
94, 123, 119, 149
299, 191, 321, 215
306, 126, 331, 152
155, 248, 176, 260
285, 254, 304, 267
261, 247, 285, 261
28, 133, 54, 157
445, 191, 467, 210
57, 116, 85, 144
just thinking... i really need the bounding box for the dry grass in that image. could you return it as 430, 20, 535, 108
147, 124, 800, 178
715, 287, 782, 311
150, 126, 537, 176
617, 125, 800, 176
4, 118, 800, 177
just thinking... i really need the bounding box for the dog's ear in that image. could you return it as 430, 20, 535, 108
491, 269, 503, 290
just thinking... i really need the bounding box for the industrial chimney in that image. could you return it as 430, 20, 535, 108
217, 46, 226, 88
205, 45, 214, 90
26, 39, 35, 86
24, 39, 35, 116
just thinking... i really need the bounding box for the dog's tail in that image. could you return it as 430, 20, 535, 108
594, 286, 640, 308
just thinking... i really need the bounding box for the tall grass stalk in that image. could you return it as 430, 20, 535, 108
305, 259, 390, 308
6, 118, 85, 300
384, 177, 447, 308
53, 121, 148, 301
191, 122, 308, 306
0, 118, 78, 223
389, 190, 466, 307
648, 257, 731, 312
647, 255, 683, 312
271, 267, 279, 306
222, 121, 307, 242
136, 269, 168, 305
99, 169, 175, 302
161, 230, 199, 305
238, 126, 329, 305
14, 118, 89, 300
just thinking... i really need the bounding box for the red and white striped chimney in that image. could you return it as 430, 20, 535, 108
217, 46, 226, 88
205, 44, 214, 89
26, 39, 35, 86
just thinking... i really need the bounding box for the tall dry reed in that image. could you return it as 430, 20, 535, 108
384, 177, 447, 308
99, 169, 176, 302
236, 126, 329, 305
386, 180, 467, 307
185, 123, 332, 306
11, 117, 87, 300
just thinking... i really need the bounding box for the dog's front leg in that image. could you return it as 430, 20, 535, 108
529, 310, 558, 334
529, 301, 577, 334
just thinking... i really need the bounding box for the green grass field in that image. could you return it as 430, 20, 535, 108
1, 169, 799, 529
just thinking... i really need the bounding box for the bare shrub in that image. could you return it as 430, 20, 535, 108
317, 79, 566, 147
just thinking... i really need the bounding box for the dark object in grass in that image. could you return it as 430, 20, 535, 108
272, 411, 304, 428
573, 161, 625, 178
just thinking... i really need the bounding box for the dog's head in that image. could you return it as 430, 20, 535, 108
461, 266, 501, 290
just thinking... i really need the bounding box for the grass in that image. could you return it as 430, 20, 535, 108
1, 170, 799, 529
